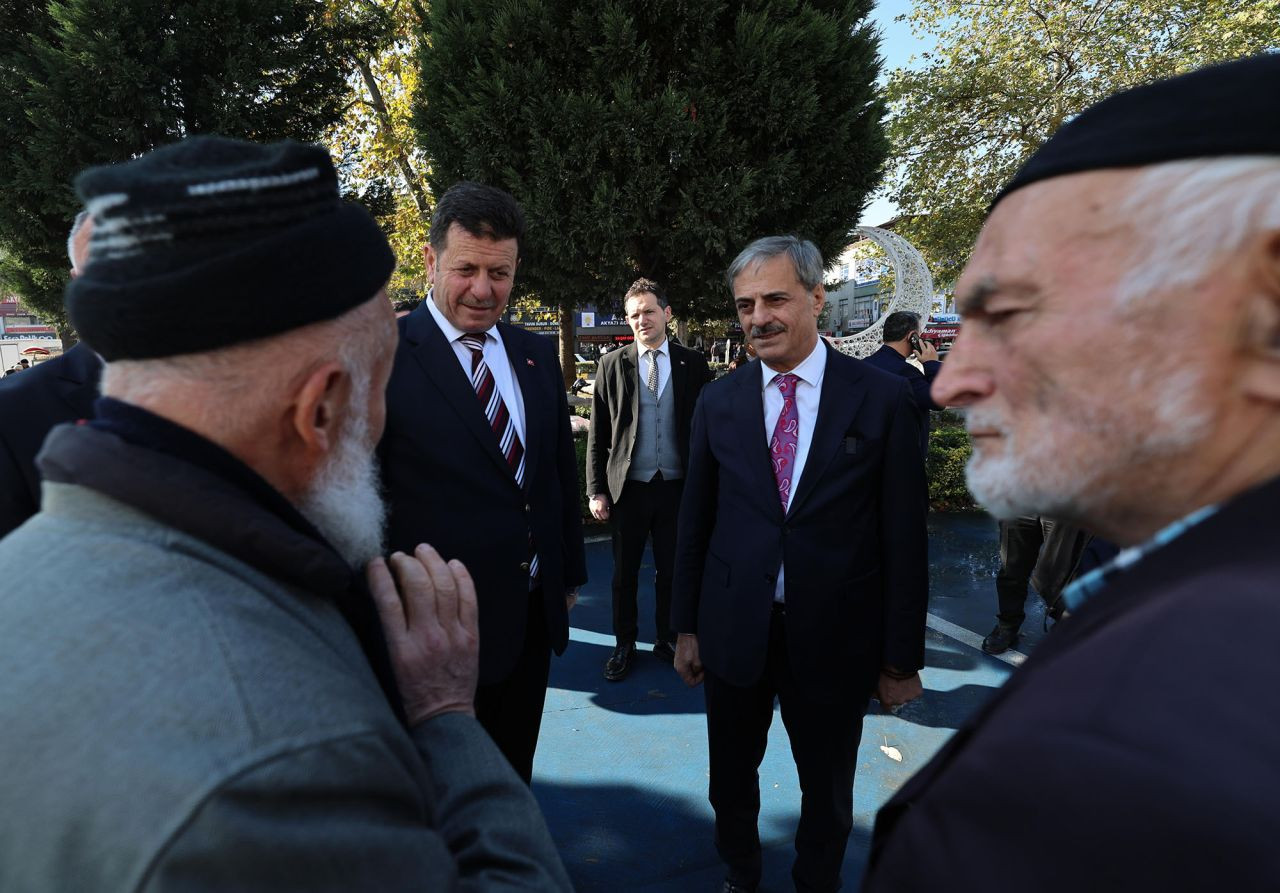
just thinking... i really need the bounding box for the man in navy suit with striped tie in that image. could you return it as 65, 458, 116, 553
379, 183, 587, 782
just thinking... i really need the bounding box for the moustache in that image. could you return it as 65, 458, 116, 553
750, 323, 786, 338
962, 408, 1009, 435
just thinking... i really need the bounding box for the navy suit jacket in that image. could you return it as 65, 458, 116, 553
0, 344, 102, 537
379, 306, 587, 685
671, 344, 929, 702
863, 344, 942, 456
864, 474, 1280, 891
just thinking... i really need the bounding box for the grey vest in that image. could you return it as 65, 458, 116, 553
628, 352, 682, 482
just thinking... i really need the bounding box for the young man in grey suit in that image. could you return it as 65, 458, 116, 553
0, 137, 570, 891
587, 278, 710, 680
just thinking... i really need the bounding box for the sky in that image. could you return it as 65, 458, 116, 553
858, 0, 936, 227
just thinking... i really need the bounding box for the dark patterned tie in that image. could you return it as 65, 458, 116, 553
459, 333, 538, 581
646, 349, 659, 395
769, 373, 800, 509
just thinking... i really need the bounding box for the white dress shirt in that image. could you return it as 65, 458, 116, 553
426, 292, 527, 443
760, 337, 828, 602
637, 338, 671, 398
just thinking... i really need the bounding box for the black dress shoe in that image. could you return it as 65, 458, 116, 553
982, 623, 1021, 655
603, 642, 636, 681
652, 639, 677, 663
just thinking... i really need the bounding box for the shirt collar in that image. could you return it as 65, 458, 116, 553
1060, 502, 1220, 614
760, 337, 827, 392
425, 288, 498, 343
638, 338, 669, 358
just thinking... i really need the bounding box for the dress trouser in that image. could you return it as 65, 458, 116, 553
610, 475, 682, 646
995, 516, 1049, 627
704, 607, 869, 892
474, 586, 551, 785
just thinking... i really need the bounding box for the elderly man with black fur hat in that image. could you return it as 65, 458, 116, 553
863, 53, 1280, 890
0, 137, 570, 890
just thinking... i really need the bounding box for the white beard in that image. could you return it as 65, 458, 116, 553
963, 365, 1213, 523
297, 404, 387, 568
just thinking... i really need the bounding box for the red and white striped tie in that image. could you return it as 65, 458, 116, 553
459, 334, 538, 581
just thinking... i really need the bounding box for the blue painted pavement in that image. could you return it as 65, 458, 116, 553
532, 513, 1048, 891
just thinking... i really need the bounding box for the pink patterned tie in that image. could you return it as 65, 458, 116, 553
769, 373, 800, 509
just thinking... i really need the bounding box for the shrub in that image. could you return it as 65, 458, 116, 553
928, 417, 977, 511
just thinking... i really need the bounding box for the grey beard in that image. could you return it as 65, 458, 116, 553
297, 409, 387, 568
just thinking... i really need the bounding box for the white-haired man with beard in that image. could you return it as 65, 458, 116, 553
863, 54, 1280, 891
0, 137, 571, 890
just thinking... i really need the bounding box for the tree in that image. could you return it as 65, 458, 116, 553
414, 0, 887, 384
327, 0, 433, 295
884, 0, 1280, 287
0, 0, 386, 339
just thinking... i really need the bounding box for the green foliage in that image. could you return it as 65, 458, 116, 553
0, 0, 386, 331
928, 413, 976, 511
884, 0, 1280, 288
413, 0, 887, 320
327, 0, 433, 293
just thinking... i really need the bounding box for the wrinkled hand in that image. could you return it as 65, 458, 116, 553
589, 494, 611, 522
566, 588, 578, 612
918, 340, 940, 363
367, 544, 479, 727
675, 633, 704, 687
876, 672, 924, 712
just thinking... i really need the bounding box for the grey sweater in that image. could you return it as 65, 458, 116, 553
0, 477, 571, 891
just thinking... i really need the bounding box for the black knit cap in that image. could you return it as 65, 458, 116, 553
994, 53, 1280, 210
67, 136, 395, 361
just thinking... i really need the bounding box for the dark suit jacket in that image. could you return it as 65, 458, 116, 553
671, 345, 929, 702
585, 340, 710, 502
379, 306, 588, 685
0, 344, 102, 537
863, 344, 941, 456
864, 475, 1280, 891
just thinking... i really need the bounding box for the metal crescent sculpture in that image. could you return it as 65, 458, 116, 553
828, 226, 934, 359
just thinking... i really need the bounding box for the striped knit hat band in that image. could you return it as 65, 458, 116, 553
67, 136, 395, 361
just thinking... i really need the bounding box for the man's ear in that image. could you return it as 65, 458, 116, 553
812, 284, 827, 318
663, 305, 673, 324
291, 361, 348, 458
1239, 230, 1280, 402
423, 243, 437, 284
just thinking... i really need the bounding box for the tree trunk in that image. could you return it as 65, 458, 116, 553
57, 324, 78, 352
357, 57, 431, 220
558, 305, 576, 389
674, 318, 688, 346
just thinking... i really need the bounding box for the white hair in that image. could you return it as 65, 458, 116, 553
101, 298, 387, 441
1119, 156, 1280, 306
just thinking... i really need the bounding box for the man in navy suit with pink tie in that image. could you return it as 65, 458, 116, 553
672, 235, 929, 892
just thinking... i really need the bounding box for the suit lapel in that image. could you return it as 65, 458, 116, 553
787, 346, 865, 519
734, 364, 784, 523
619, 343, 638, 427
499, 322, 540, 492
406, 308, 514, 483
